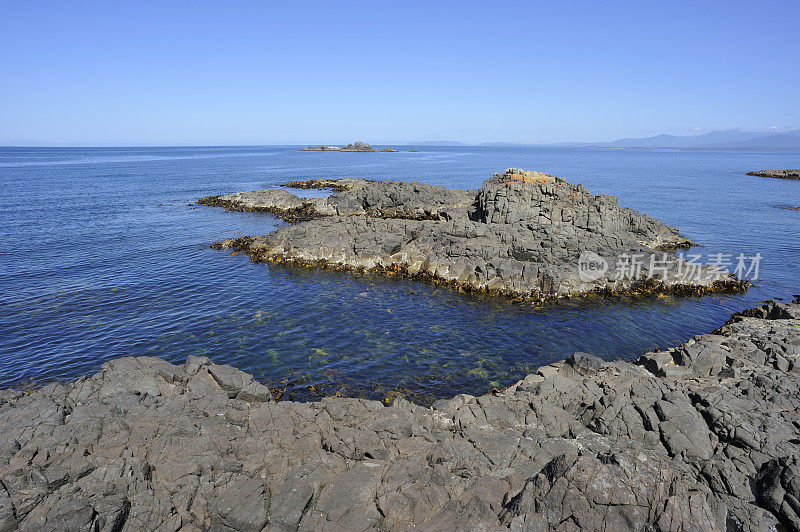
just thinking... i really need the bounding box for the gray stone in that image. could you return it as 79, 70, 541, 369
1, 300, 799, 529
211, 477, 268, 531
756, 455, 800, 531
566, 352, 607, 374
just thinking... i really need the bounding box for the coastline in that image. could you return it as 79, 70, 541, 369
1, 298, 799, 529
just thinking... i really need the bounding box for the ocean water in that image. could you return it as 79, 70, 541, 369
1, 146, 798, 404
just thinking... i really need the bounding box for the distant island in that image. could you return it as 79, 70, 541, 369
301, 141, 399, 153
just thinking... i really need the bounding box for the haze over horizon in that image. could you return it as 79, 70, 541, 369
2, 1, 799, 146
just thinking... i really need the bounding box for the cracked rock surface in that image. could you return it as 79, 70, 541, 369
1, 299, 799, 530
203, 170, 746, 299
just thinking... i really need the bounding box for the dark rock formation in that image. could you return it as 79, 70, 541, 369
747, 169, 800, 179
197, 189, 317, 223
200, 189, 306, 211
203, 169, 748, 300
340, 141, 378, 152
1, 299, 799, 530
756, 455, 800, 530
200, 178, 473, 223
380, 148, 398, 152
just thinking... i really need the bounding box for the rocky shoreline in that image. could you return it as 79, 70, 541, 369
200, 169, 749, 301
1, 298, 799, 530
747, 169, 800, 179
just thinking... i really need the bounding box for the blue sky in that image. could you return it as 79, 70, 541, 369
2, 1, 799, 145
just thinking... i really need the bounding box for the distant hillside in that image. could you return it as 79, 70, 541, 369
588, 129, 800, 149
405, 140, 470, 147
703, 131, 800, 149
404, 129, 800, 150
476, 141, 587, 148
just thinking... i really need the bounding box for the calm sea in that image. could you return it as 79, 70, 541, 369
1, 146, 798, 403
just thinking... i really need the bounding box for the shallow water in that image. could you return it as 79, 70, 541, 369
1, 146, 798, 404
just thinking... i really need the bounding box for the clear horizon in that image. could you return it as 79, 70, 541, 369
2, 1, 799, 146
2, 127, 800, 149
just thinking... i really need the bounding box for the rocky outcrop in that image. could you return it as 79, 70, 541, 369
380, 148, 398, 152
1, 299, 799, 530
200, 179, 473, 223
747, 169, 800, 179
340, 142, 378, 152
197, 189, 318, 222
203, 169, 748, 300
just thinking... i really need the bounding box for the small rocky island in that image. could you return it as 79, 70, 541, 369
199, 169, 748, 300
302, 141, 398, 153
747, 169, 800, 179
1, 299, 799, 530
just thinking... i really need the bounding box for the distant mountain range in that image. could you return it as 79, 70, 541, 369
408, 141, 473, 147
585, 129, 800, 149
407, 129, 800, 150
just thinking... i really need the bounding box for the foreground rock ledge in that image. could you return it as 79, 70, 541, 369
2, 299, 800, 530
201, 170, 748, 300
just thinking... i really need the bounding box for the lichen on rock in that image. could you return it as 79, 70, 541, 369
494, 167, 560, 184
